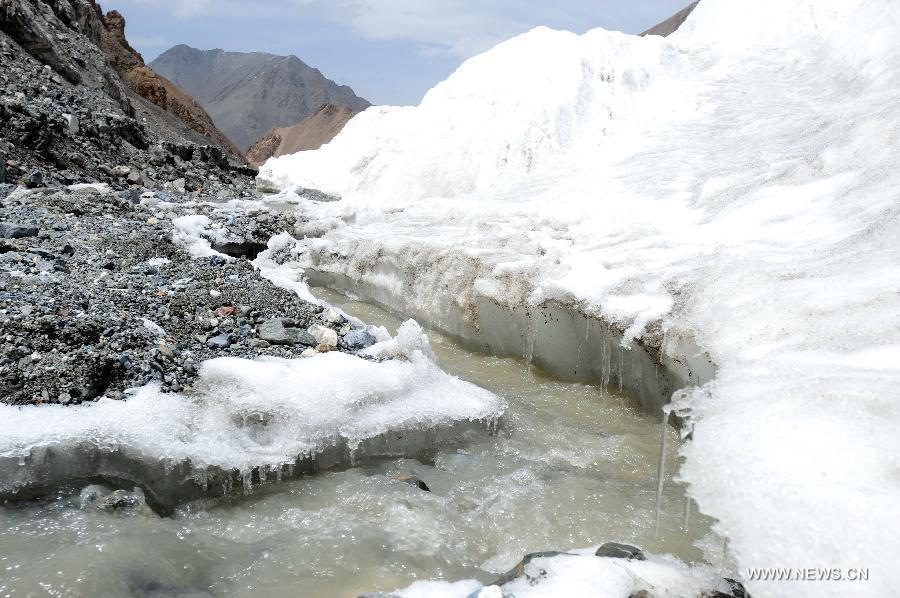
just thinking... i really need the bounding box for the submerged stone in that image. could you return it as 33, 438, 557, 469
595, 541, 646, 560
397, 475, 430, 492
79, 485, 155, 516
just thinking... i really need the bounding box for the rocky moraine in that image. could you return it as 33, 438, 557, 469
0, 184, 374, 405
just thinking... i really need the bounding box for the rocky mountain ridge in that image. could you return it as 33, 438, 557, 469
245, 103, 362, 166
150, 45, 370, 152
641, 1, 699, 36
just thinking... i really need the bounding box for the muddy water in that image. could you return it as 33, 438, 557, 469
0, 288, 712, 598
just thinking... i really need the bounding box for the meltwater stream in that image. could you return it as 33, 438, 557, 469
0, 288, 714, 598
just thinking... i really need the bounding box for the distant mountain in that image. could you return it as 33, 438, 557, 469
641, 1, 699, 36
245, 104, 362, 166
150, 46, 371, 152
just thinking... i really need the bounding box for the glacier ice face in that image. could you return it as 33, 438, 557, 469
0, 344, 505, 508
257, 1, 900, 595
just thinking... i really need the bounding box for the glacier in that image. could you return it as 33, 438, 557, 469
258, 0, 900, 596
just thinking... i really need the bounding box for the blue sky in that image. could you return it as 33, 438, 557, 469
103, 0, 690, 106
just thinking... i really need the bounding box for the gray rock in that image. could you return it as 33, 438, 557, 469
297, 186, 341, 203
206, 332, 233, 348
26, 169, 43, 188
62, 113, 79, 134
595, 542, 646, 560
259, 318, 317, 346
0, 222, 39, 239
126, 169, 144, 186
701, 578, 750, 598
343, 329, 376, 350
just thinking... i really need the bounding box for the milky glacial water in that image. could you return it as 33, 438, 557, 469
0, 288, 712, 598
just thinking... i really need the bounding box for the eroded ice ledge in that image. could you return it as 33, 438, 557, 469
303, 267, 712, 417
0, 323, 504, 513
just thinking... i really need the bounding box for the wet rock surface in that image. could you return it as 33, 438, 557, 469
489, 550, 572, 587
594, 541, 646, 560
397, 474, 431, 492
702, 578, 751, 598
0, 185, 362, 405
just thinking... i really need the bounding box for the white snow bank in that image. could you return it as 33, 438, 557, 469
251, 232, 318, 303
171, 215, 230, 259
0, 336, 504, 477
390, 549, 728, 598
66, 182, 112, 193
257, 0, 900, 595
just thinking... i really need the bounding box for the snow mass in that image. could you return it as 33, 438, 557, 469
258, 1, 900, 596
0, 322, 504, 483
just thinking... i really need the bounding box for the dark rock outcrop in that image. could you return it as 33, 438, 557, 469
0, 0, 251, 189
641, 1, 700, 37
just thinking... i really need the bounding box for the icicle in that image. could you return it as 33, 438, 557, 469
654, 408, 672, 539
682, 496, 691, 533
287, 463, 295, 478
275, 465, 282, 484
259, 464, 269, 485
524, 308, 535, 374
601, 338, 609, 393
573, 317, 590, 376
242, 469, 253, 495
197, 467, 209, 492
618, 349, 624, 393
605, 339, 612, 390
722, 537, 729, 573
